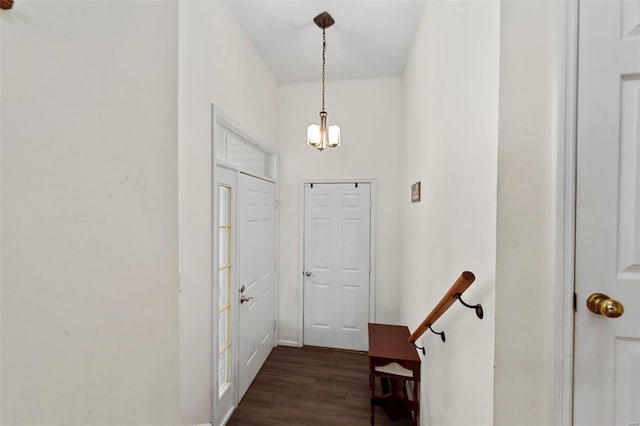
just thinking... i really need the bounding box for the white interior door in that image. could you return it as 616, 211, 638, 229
574, 1, 640, 424
237, 173, 276, 399
303, 182, 371, 352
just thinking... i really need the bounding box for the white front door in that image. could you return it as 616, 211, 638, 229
574, 1, 640, 424
237, 173, 276, 399
303, 182, 371, 351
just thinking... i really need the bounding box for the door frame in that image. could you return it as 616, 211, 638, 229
296, 178, 377, 348
554, 2, 578, 425
211, 105, 280, 423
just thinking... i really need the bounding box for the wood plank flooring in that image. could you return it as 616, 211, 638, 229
228, 346, 414, 426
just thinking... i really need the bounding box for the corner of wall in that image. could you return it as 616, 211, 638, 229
494, 1, 561, 424
178, 2, 278, 423
400, 1, 499, 424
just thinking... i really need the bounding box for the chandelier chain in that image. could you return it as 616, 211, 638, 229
322, 27, 326, 111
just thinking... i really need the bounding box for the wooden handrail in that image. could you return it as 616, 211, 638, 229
408, 271, 476, 343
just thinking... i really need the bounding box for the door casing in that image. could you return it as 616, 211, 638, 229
554, 1, 578, 425
296, 179, 377, 348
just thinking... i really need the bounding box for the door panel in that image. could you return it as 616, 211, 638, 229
574, 1, 640, 424
238, 173, 276, 400
618, 75, 640, 279
303, 183, 371, 351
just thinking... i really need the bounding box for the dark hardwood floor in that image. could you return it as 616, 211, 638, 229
228, 346, 414, 426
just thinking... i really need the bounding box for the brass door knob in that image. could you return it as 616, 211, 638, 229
586, 293, 624, 318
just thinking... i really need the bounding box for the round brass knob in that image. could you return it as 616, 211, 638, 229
586, 293, 624, 318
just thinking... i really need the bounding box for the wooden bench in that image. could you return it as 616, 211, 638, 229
368, 323, 421, 425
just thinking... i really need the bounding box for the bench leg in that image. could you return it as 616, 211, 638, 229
369, 375, 375, 425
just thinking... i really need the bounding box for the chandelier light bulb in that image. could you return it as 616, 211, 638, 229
328, 125, 341, 147
307, 124, 321, 148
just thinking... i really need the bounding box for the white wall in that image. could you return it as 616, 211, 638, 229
276, 77, 404, 344
494, 2, 559, 425
1, 2, 179, 425
400, 2, 499, 425
178, 2, 278, 424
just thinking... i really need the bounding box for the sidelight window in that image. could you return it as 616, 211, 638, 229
217, 185, 232, 397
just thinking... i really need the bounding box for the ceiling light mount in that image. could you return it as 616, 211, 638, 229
307, 11, 341, 152
313, 11, 335, 30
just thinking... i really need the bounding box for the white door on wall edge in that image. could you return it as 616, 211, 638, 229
237, 172, 276, 400
303, 182, 371, 352
573, 1, 640, 424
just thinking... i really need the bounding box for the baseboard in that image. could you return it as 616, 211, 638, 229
220, 407, 234, 426
278, 339, 300, 347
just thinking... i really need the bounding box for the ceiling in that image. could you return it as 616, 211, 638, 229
225, 0, 426, 84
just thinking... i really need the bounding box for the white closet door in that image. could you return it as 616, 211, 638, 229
303, 183, 371, 351
573, 1, 640, 424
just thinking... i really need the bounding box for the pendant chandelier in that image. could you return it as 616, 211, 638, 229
307, 11, 341, 151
